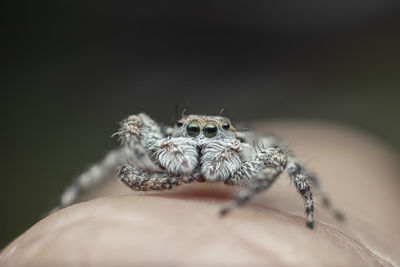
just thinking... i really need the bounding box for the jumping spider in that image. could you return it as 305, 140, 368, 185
60, 113, 343, 229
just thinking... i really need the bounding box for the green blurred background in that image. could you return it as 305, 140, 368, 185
1, 0, 400, 248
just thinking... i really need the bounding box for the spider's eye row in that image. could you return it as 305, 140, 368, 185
176, 120, 184, 128
222, 122, 230, 130
186, 121, 200, 137
203, 123, 218, 138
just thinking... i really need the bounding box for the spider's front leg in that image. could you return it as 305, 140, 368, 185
221, 146, 315, 229
116, 113, 164, 171
118, 165, 195, 191
117, 115, 199, 191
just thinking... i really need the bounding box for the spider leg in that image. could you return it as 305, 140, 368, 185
222, 145, 315, 229
58, 148, 126, 209
241, 133, 344, 221
118, 165, 195, 191
305, 172, 344, 220
285, 158, 315, 228
220, 146, 286, 211
116, 113, 164, 172
287, 158, 344, 221
55, 113, 164, 211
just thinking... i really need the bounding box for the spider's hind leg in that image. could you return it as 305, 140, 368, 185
285, 157, 315, 228
288, 157, 345, 221
219, 146, 314, 225
253, 133, 345, 221
58, 148, 126, 210
223, 133, 318, 228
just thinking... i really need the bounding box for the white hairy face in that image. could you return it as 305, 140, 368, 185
155, 115, 249, 181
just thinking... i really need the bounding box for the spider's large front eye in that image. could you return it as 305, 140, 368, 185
203, 123, 218, 138
186, 121, 200, 137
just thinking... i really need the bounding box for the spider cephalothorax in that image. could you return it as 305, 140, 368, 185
60, 113, 344, 229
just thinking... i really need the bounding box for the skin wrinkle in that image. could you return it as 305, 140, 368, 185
338, 217, 399, 266
229, 203, 389, 266
248, 184, 399, 266
319, 225, 388, 266
258, 207, 387, 266
1, 195, 390, 266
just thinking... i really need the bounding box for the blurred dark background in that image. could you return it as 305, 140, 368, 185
1, 0, 400, 248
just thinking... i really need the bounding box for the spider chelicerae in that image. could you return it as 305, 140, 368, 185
59, 113, 344, 229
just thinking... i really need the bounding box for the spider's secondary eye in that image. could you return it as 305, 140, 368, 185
203, 123, 218, 138
176, 120, 184, 127
222, 122, 230, 130
186, 121, 200, 137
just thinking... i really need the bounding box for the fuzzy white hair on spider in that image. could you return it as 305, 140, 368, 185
60, 113, 345, 229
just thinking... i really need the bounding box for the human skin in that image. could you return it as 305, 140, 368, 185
1, 121, 400, 266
